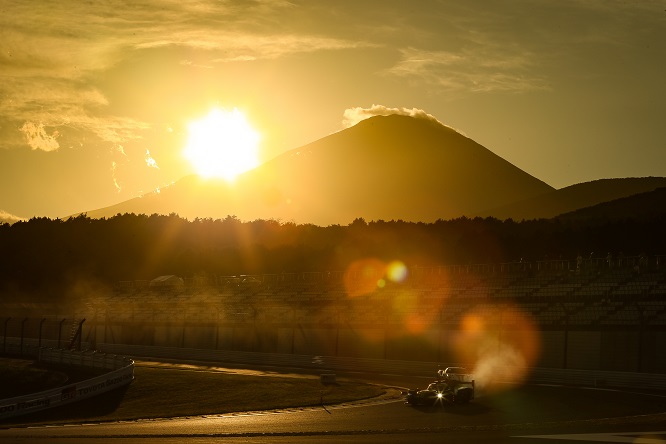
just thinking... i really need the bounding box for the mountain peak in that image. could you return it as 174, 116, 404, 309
81, 115, 554, 225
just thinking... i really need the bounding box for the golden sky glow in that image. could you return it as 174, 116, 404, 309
0, 1, 665, 221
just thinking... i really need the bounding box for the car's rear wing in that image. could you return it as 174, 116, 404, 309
447, 374, 474, 383
437, 369, 474, 383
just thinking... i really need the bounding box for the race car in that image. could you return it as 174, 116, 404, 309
405, 367, 475, 406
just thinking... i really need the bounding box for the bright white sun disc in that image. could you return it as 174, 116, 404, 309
184, 107, 261, 181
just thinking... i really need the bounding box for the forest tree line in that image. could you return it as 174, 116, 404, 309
1, 212, 664, 300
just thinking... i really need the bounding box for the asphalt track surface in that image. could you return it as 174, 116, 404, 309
1, 361, 666, 444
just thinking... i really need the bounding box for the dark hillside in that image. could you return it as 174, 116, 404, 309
557, 187, 666, 221
478, 177, 666, 220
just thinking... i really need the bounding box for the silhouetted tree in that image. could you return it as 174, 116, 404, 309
0, 211, 664, 301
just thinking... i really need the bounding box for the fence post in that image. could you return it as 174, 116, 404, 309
561, 304, 569, 369
38, 318, 46, 348
2, 317, 10, 354
20, 318, 27, 355
58, 318, 66, 349
636, 302, 645, 373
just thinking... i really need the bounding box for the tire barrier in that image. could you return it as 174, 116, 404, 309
0, 348, 133, 420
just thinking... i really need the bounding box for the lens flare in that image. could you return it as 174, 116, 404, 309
343, 258, 386, 298
386, 261, 408, 283
404, 312, 429, 334
343, 259, 413, 298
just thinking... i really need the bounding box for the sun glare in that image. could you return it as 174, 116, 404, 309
184, 107, 261, 181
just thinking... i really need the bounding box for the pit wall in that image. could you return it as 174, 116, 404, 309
0, 347, 134, 420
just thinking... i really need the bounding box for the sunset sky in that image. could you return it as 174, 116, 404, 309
1, 0, 665, 222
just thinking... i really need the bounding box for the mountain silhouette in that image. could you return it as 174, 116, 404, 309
556, 186, 666, 221
476, 177, 666, 220
81, 115, 554, 225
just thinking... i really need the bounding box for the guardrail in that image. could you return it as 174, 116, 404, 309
0, 347, 133, 420
97, 343, 666, 390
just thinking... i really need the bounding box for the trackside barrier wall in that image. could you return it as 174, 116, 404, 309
2, 338, 91, 359
0, 348, 133, 420
98, 343, 666, 390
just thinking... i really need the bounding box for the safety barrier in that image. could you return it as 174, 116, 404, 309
0, 348, 133, 420
529, 367, 666, 390
97, 343, 666, 390
1, 338, 91, 359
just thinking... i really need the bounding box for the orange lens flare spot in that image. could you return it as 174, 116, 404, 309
461, 314, 485, 335
343, 258, 386, 298
405, 313, 429, 334
343, 259, 410, 298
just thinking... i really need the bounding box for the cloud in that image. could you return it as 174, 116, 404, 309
386, 47, 549, 94
180, 59, 215, 69
111, 161, 122, 193
0, 210, 26, 225
2, 76, 150, 147
141, 32, 373, 64
379, 1, 665, 95
342, 105, 464, 134
145, 149, 159, 169
2, 1, 367, 151
19, 122, 60, 151
342, 105, 441, 127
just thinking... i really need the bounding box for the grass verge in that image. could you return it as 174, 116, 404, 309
1, 361, 386, 426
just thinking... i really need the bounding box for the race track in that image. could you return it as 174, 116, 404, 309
1, 363, 665, 444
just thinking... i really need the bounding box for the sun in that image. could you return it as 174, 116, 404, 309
183, 107, 261, 181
